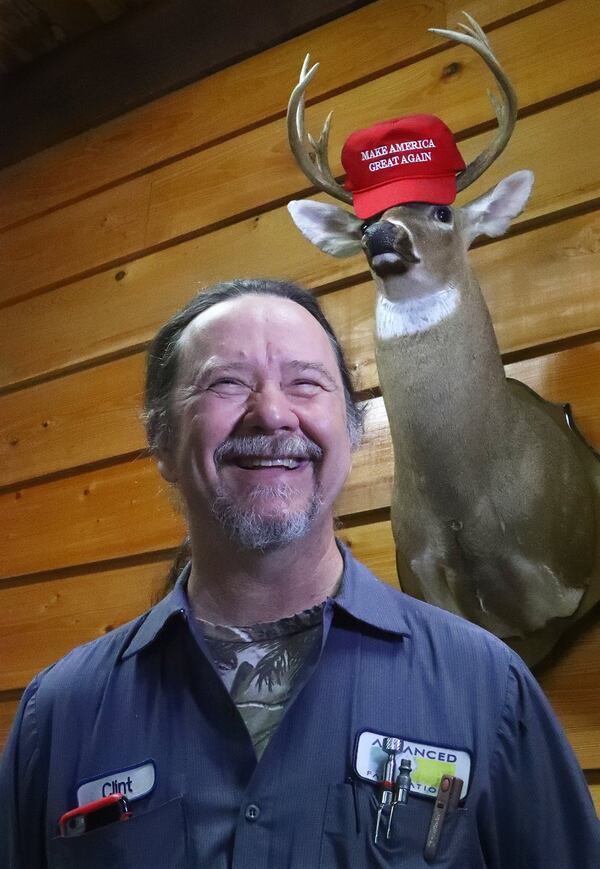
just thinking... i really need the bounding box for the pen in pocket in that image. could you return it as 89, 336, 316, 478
423, 774, 462, 861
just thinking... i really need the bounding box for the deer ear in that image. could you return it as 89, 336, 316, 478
462, 170, 534, 246
288, 200, 364, 257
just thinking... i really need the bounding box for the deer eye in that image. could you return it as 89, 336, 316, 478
434, 206, 452, 223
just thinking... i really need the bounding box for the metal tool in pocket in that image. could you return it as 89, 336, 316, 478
374, 737, 405, 843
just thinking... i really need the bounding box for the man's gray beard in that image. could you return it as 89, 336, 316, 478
210, 481, 324, 551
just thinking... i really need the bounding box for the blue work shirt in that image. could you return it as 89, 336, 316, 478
1, 546, 598, 867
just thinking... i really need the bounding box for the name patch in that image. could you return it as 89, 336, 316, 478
77, 760, 156, 806
354, 730, 471, 800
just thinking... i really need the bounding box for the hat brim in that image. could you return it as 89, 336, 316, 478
351, 175, 458, 219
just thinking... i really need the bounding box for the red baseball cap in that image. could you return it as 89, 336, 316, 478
341, 114, 466, 218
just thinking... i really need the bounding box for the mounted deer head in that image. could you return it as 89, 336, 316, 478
286, 16, 599, 667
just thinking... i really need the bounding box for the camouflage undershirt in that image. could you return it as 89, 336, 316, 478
197, 604, 324, 758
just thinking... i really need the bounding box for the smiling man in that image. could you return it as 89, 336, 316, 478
152, 287, 356, 625
1, 278, 598, 868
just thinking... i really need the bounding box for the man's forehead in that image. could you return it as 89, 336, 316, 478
177, 294, 338, 367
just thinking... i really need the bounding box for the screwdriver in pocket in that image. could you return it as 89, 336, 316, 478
387, 758, 412, 839
374, 737, 402, 843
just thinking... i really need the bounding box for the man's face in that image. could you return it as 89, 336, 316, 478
158, 295, 353, 550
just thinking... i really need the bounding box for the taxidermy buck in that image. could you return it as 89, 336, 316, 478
286, 15, 599, 667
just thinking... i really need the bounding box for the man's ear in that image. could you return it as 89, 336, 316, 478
462, 170, 534, 247
156, 451, 178, 484
288, 199, 364, 257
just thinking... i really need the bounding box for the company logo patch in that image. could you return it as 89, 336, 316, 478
76, 760, 156, 806
354, 730, 471, 800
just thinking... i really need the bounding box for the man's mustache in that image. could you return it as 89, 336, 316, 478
214, 434, 323, 465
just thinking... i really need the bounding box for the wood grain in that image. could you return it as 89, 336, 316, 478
3, 342, 599, 577
445, 0, 553, 22
2, 165, 600, 394
0, 559, 171, 691
588, 773, 600, 815
0, 693, 21, 749
1, 353, 148, 487
1, 235, 598, 488
537, 616, 600, 770
337, 517, 398, 587
0, 0, 548, 231
0, 176, 151, 303
1, 458, 186, 578
0, 399, 391, 578
0, 5, 598, 305
144, 0, 599, 249
505, 343, 600, 447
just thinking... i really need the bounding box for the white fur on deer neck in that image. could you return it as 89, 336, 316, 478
375, 286, 459, 340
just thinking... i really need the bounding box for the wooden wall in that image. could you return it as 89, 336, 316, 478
1, 0, 598, 810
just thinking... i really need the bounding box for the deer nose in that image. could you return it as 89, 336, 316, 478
363, 221, 420, 265
362, 221, 398, 256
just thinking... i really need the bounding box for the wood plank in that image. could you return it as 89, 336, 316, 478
505, 343, 600, 447
0, 175, 151, 304
0, 398, 389, 578
589, 773, 600, 815
0, 394, 389, 577
444, 0, 552, 22
1, 224, 599, 488
2, 331, 597, 501
2, 1, 394, 169
0, 4, 598, 305
0, 558, 172, 692
2, 340, 599, 576
473, 212, 600, 360
0, 0, 545, 230
538, 616, 600, 770
0, 692, 21, 750
144, 0, 599, 251
2, 154, 600, 396
0, 354, 148, 487
337, 517, 398, 587
1, 460, 186, 579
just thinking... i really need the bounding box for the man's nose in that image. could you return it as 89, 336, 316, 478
242, 384, 299, 432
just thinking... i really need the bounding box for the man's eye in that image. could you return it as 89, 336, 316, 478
209, 379, 248, 393
290, 380, 321, 395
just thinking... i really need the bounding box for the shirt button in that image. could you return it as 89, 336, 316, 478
245, 804, 260, 821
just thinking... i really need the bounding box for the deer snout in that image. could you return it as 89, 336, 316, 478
362, 221, 420, 275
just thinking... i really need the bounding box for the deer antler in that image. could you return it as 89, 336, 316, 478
288, 16, 516, 204
430, 13, 518, 192
286, 54, 353, 205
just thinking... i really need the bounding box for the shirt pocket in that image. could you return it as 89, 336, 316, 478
319, 782, 484, 868
48, 796, 187, 869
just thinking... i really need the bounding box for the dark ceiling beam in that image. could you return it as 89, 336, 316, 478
0, 0, 374, 168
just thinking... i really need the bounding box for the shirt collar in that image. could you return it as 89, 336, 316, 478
120, 564, 192, 660
120, 542, 410, 660
331, 542, 411, 638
